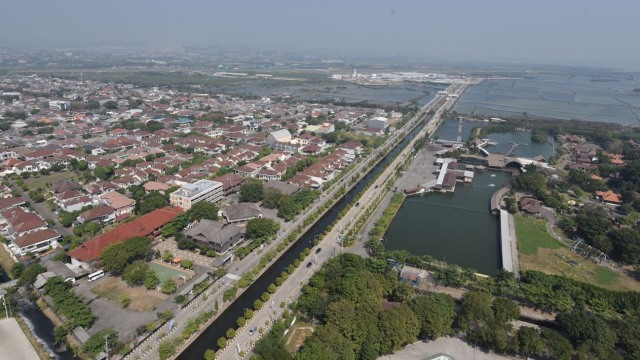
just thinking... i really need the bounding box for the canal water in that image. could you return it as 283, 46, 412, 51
1, 263, 73, 359
18, 300, 75, 360
179, 116, 431, 358
384, 170, 512, 276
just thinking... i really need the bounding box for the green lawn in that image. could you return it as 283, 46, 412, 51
149, 262, 189, 283
24, 172, 76, 190
514, 215, 561, 255
594, 267, 619, 286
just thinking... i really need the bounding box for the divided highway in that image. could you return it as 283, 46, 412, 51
215, 83, 467, 359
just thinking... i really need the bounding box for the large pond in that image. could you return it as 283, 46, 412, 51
384, 170, 512, 276
454, 75, 640, 126
221, 82, 447, 106
435, 118, 556, 159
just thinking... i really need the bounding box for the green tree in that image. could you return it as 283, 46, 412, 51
409, 293, 456, 339
160, 278, 177, 294
262, 188, 282, 208
276, 195, 298, 221
610, 227, 640, 264
84, 327, 119, 358
188, 201, 219, 221
100, 237, 153, 274
158, 340, 177, 360
204, 349, 216, 360
11, 262, 24, 279
245, 218, 280, 241
103, 100, 118, 109
556, 310, 617, 349
540, 329, 573, 360
513, 326, 544, 357
139, 191, 169, 215
18, 263, 46, 286
120, 295, 131, 308
378, 303, 420, 354
144, 271, 160, 290
180, 259, 193, 269
122, 260, 150, 287
239, 179, 264, 202
94, 165, 115, 180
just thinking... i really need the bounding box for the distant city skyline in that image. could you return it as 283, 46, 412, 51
1, 0, 639, 70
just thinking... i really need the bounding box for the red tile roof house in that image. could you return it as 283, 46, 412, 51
595, 190, 622, 206
99, 191, 136, 220
4, 210, 48, 239
11, 228, 60, 256
67, 206, 183, 271
77, 204, 116, 224
213, 173, 246, 196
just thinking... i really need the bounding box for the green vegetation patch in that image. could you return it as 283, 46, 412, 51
24, 171, 76, 190
594, 267, 618, 286
514, 215, 561, 255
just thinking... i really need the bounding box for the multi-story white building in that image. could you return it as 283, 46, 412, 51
170, 180, 223, 210
49, 101, 71, 110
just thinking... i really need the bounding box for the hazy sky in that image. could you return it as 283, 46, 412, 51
1, 0, 638, 68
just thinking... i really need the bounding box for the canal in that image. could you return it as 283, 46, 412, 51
178, 117, 431, 358
384, 170, 512, 276
1, 265, 73, 359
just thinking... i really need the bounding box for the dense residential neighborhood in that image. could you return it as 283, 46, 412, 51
0, 73, 395, 356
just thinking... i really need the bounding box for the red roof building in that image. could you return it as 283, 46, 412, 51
68, 206, 182, 268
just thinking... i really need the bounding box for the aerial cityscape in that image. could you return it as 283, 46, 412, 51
1, 2, 639, 360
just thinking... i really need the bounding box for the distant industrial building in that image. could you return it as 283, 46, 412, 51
170, 180, 223, 210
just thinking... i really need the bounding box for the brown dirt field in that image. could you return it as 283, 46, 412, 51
520, 247, 640, 292
91, 277, 168, 312
284, 325, 314, 354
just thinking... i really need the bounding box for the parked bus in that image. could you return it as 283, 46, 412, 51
87, 270, 105, 282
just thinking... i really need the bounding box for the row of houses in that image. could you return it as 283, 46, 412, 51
0, 197, 60, 257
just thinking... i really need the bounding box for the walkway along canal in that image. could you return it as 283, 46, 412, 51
177, 107, 438, 359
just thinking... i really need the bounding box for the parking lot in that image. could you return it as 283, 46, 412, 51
379, 337, 514, 360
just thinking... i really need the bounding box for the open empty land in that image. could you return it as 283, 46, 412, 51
515, 215, 640, 292
91, 277, 168, 312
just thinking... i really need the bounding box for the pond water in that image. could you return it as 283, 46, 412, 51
384, 170, 512, 276
454, 75, 640, 125
434, 118, 556, 159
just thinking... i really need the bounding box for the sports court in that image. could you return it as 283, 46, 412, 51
149, 262, 190, 282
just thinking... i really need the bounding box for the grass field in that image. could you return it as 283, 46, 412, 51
24, 172, 76, 190
514, 215, 561, 255
91, 277, 167, 312
149, 262, 190, 283
515, 216, 640, 292
0, 245, 16, 279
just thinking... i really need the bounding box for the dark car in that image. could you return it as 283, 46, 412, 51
355, 202, 360, 207
315, 247, 322, 254
306, 261, 313, 268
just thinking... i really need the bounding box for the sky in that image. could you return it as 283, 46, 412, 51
1, 0, 638, 69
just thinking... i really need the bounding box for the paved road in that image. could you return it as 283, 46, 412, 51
132, 89, 447, 360
218, 84, 465, 360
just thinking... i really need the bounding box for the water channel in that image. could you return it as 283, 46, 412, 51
1, 266, 73, 359
383, 170, 511, 276
179, 116, 431, 358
